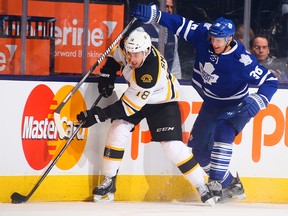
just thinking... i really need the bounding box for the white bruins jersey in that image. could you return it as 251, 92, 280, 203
109, 44, 180, 117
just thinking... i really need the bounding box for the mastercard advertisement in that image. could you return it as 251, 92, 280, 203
0, 0, 124, 74
0, 79, 287, 179
21, 84, 88, 170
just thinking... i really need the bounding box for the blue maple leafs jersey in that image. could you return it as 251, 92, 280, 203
158, 12, 278, 107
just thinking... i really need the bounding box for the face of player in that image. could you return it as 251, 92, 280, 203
210, 36, 231, 54
165, 0, 173, 14
126, 51, 145, 68
250, 37, 270, 63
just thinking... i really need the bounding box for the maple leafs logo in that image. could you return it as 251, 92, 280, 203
239, 54, 252, 66
199, 62, 219, 85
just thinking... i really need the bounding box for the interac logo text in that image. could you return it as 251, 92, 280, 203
130, 102, 288, 163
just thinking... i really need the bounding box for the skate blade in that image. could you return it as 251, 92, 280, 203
94, 193, 115, 202
218, 193, 247, 203
213, 195, 221, 203
205, 197, 216, 206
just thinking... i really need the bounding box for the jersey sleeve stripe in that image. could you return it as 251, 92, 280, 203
122, 94, 142, 111
121, 95, 141, 116
176, 17, 186, 36
165, 73, 179, 101
121, 100, 137, 116
192, 77, 249, 101
184, 20, 193, 40
258, 70, 278, 86
165, 77, 173, 100
257, 71, 270, 86
109, 44, 118, 56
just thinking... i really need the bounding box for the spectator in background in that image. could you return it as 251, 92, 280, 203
250, 35, 288, 83
281, 1, 288, 57
136, 0, 182, 79
234, 24, 255, 46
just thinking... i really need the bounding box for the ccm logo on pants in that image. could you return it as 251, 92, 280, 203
156, 127, 175, 132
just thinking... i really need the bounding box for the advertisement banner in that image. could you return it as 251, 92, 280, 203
0, 79, 287, 203
0, 1, 124, 74
0, 38, 50, 75
0, 80, 287, 178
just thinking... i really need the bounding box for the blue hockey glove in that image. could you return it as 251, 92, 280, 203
76, 106, 108, 128
131, 4, 160, 24
237, 93, 268, 118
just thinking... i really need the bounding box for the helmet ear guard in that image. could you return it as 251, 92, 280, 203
209, 17, 235, 39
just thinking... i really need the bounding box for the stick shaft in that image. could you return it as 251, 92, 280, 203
11, 93, 103, 203
54, 17, 137, 138
55, 17, 137, 114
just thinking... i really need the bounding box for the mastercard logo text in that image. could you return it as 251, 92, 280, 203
21, 84, 88, 170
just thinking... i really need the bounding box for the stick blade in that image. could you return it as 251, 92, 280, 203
54, 112, 69, 139
11, 192, 28, 204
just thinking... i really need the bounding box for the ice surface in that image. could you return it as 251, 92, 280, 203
0, 201, 287, 216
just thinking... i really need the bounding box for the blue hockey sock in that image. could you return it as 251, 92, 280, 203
221, 171, 234, 188
209, 141, 233, 180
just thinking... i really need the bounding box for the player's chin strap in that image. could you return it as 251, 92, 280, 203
223, 40, 230, 52
223, 37, 236, 53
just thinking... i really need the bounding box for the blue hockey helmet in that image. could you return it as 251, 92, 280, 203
209, 17, 235, 38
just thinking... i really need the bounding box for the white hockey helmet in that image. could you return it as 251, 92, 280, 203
124, 30, 152, 53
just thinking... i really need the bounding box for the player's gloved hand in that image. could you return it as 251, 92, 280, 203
98, 57, 120, 98
76, 106, 108, 128
237, 93, 268, 118
131, 4, 160, 24
98, 72, 115, 98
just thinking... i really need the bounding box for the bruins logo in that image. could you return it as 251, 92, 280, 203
141, 74, 153, 83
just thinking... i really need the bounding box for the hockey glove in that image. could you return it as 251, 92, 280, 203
76, 106, 108, 128
131, 4, 160, 24
237, 93, 268, 118
98, 73, 115, 98
98, 57, 120, 98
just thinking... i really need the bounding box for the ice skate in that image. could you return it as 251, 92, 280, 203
208, 180, 222, 202
93, 175, 117, 202
218, 173, 246, 203
197, 184, 215, 206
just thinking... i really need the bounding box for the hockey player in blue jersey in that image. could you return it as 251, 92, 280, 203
132, 4, 279, 203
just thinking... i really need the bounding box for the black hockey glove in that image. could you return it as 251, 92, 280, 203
76, 106, 108, 128
237, 93, 268, 118
98, 57, 120, 98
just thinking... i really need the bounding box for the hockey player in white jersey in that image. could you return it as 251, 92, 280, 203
131, 4, 279, 203
76, 30, 215, 206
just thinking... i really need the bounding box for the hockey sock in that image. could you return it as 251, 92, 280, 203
210, 141, 233, 181
102, 119, 133, 177
162, 140, 205, 188
209, 120, 236, 181
221, 171, 234, 188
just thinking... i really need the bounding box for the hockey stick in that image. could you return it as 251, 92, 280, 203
54, 17, 137, 139
11, 93, 103, 204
